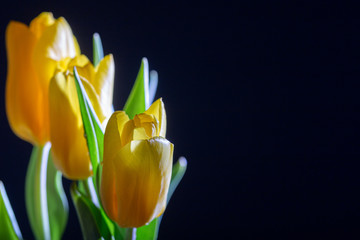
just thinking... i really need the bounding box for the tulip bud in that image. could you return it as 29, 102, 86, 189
101, 99, 173, 228
5, 12, 79, 145
49, 54, 114, 179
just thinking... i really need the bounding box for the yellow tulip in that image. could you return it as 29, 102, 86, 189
5, 12, 80, 145
49, 54, 114, 180
101, 98, 173, 228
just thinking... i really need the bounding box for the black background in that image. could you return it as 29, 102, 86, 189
1, 1, 360, 239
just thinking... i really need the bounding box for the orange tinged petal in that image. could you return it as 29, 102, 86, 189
29, 12, 55, 38
5, 21, 49, 145
5, 12, 80, 146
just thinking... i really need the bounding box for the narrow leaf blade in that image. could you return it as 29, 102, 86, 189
149, 70, 158, 104
74, 67, 105, 192
74, 67, 100, 172
123, 58, 150, 119
168, 156, 187, 203
0, 181, 22, 240
93, 33, 104, 67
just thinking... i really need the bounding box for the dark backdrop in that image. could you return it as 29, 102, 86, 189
1, 1, 360, 240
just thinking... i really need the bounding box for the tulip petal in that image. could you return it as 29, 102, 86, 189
134, 113, 159, 138
73, 36, 81, 56
99, 157, 119, 222
145, 98, 167, 138
5, 21, 49, 145
94, 54, 115, 119
49, 73, 92, 179
81, 77, 106, 123
33, 17, 78, 90
137, 157, 187, 239
29, 12, 55, 38
68, 55, 93, 81
69, 54, 113, 123
101, 137, 173, 228
103, 111, 130, 162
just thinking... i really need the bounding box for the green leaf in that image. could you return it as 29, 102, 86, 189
114, 225, 127, 240
70, 183, 112, 240
47, 154, 69, 240
93, 33, 104, 67
74, 67, 104, 192
123, 58, 150, 119
25, 143, 69, 240
167, 156, 188, 203
74, 67, 128, 239
0, 181, 23, 240
136, 157, 187, 240
25, 143, 51, 240
135, 218, 159, 240
149, 70, 158, 104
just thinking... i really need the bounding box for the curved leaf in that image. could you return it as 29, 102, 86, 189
25, 143, 68, 240
25, 144, 51, 240
47, 154, 68, 240
0, 181, 22, 240
167, 156, 188, 203
74, 67, 104, 195
70, 182, 112, 240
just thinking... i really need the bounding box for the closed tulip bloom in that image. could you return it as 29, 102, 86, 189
101, 99, 173, 228
5, 12, 79, 145
49, 54, 114, 180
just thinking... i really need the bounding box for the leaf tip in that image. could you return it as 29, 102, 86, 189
142, 57, 149, 66
93, 32, 100, 39
178, 156, 187, 168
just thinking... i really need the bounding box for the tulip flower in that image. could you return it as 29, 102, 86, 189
5, 12, 79, 145
49, 54, 114, 180
100, 98, 173, 228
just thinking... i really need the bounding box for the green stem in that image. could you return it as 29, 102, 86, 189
125, 228, 136, 240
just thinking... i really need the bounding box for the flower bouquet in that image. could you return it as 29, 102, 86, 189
0, 12, 187, 240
